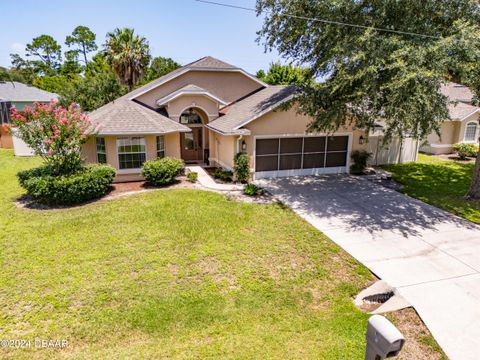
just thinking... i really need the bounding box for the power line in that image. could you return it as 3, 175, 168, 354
195, 0, 440, 40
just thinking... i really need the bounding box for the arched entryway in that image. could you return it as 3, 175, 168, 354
179, 107, 206, 162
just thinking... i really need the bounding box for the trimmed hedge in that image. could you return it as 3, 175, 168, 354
141, 157, 184, 186
18, 164, 116, 205
452, 143, 478, 160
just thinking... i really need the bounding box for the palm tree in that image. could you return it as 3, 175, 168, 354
104, 28, 151, 91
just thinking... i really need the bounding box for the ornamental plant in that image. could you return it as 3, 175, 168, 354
10, 100, 96, 175
234, 152, 250, 183
453, 143, 478, 160
141, 157, 184, 186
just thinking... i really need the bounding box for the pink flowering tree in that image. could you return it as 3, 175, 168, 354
10, 100, 96, 175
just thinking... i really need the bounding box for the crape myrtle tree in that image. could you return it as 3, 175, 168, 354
256, 0, 480, 199
10, 101, 95, 175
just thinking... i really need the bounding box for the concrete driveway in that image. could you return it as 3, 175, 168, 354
257, 175, 480, 360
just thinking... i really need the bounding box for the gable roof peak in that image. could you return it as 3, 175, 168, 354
187, 56, 238, 70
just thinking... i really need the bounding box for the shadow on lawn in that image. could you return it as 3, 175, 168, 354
261, 174, 478, 238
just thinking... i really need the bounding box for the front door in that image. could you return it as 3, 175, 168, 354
181, 127, 203, 162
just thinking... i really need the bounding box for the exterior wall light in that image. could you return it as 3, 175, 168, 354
359, 135, 365, 145
241, 140, 247, 151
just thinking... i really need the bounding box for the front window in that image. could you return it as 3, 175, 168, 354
117, 137, 146, 169
465, 122, 478, 142
96, 137, 107, 164
179, 108, 202, 124
156, 135, 165, 158
0, 101, 12, 124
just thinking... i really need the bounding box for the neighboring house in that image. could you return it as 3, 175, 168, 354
0, 81, 58, 151
82, 56, 418, 182
421, 82, 480, 155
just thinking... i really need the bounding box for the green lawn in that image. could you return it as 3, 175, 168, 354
383, 153, 480, 224
0, 150, 444, 359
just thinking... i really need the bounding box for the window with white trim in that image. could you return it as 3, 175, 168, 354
117, 137, 146, 169
465, 122, 478, 142
156, 135, 165, 158
96, 137, 107, 164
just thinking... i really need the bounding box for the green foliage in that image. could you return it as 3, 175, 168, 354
144, 57, 181, 83
65, 25, 97, 64
187, 171, 198, 183
257, 0, 479, 140
350, 150, 372, 175
243, 183, 263, 196
141, 157, 184, 186
214, 169, 233, 182
32, 75, 78, 94
17, 164, 115, 205
234, 152, 250, 183
0, 66, 29, 83
25, 34, 62, 75
60, 50, 82, 75
59, 71, 126, 111
452, 143, 479, 160
104, 27, 151, 91
256, 62, 312, 85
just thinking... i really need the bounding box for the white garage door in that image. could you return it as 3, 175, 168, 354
254, 135, 351, 179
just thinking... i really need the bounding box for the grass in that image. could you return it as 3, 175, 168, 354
383, 153, 480, 224
0, 150, 442, 359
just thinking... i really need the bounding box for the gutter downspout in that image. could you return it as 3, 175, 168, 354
236, 135, 244, 154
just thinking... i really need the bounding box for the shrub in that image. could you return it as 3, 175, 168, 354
141, 157, 184, 186
18, 164, 116, 205
234, 152, 250, 183
453, 143, 478, 160
214, 169, 233, 182
187, 171, 198, 183
350, 150, 372, 175
244, 183, 263, 196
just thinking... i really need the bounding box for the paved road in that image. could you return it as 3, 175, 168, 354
257, 175, 480, 360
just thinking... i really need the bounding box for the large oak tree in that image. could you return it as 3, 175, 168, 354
257, 0, 480, 199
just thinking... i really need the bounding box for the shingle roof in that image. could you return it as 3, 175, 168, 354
0, 81, 58, 102
206, 85, 297, 135
188, 56, 237, 69
125, 56, 265, 100
447, 101, 479, 121
441, 82, 480, 120
89, 99, 190, 135
155, 84, 227, 106
441, 82, 475, 104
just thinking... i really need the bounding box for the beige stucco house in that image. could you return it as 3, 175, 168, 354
83, 56, 417, 182
421, 82, 480, 155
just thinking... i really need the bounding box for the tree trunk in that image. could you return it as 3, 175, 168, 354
465, 122, 480, 200
465, 148, 480, 200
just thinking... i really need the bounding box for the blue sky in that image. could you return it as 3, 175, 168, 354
0, 0, 281, 73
